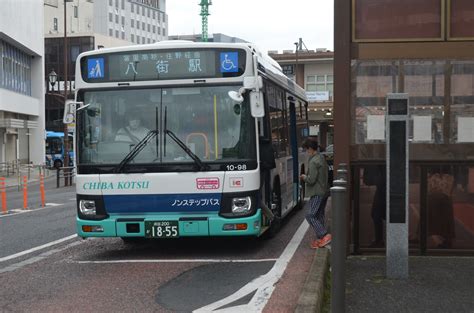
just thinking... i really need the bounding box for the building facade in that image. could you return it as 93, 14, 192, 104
269, 50, 334, 149
335, 0, 474, 253
0, 0, 45, 165
44, 0, 169, 132
44, 0, 168, 45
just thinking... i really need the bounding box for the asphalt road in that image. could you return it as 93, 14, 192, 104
0, 183, 312, 312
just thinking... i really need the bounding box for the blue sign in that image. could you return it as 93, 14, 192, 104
87, 58, 104, 79
220, 52, 238, 73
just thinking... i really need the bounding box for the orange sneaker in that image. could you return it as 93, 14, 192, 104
310, 239, 321, 249
318, 234, 332, 248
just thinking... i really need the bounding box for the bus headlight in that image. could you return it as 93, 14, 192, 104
232, 196, 252, 215
79, 200, 97, 216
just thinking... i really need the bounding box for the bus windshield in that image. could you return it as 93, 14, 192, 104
46, 137, 63, 154
78, 86, 256, 168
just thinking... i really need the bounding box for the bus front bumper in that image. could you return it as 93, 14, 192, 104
77, 209, 262, 238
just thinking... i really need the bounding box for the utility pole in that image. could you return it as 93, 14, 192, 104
199, 0, 212, 42
63, 0, 70, 185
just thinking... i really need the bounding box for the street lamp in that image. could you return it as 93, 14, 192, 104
294, 42, 299, 86
48, 69, 57, 91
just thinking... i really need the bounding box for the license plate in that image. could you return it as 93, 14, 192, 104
145, 221, 179, 238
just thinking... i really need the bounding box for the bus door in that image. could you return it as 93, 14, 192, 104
288, 100, 299, 204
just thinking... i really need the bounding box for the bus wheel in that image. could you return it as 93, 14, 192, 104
265, 186, 282, 238
54, 160, 63, 169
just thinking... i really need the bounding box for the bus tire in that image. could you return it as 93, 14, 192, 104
54, 160, 63, 169
265, 184, 282, 238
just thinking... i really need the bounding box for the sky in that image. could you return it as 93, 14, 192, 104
166, 0, 334, 54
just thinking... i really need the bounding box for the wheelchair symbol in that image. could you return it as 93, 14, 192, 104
221, 54, 237, 71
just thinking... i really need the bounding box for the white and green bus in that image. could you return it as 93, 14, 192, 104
70, 41, 308, 240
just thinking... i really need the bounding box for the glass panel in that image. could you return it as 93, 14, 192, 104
450, 0, 474, 39
307, 76, 315, 83
354, 0, 442, 41
327, 75, 334, 82
404, 60, 445, 144
352, 60, 399, 145
316, 75, 325, 82
78, 86, 256, 165
427, 165, 474, 250
451, 61, 474, 143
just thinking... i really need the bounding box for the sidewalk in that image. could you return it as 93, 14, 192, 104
294, 252, 474, 313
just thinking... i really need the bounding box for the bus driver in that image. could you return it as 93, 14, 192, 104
115, 111, 150, 143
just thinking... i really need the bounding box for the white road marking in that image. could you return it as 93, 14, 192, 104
0, 240, 84, 274
46, 203, 63, 206
0, 234, 78, 263
194, 220, 309, 312
74, 258, 277, 264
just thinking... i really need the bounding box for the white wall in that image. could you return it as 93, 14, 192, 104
0, 0, 45, 165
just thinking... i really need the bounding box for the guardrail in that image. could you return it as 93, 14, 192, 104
57, 166, 75, 188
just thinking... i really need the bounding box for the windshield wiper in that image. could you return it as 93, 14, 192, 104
114, 130, 159, 173
164, 129, 209, 171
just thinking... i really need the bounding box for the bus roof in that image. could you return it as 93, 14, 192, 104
75, 41, 307, 103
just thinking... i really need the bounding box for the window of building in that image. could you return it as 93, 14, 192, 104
142, 6, 145, 16
163, 14, 166, 23
158, 27, 161, 35
109, 12, 113, 22
136, 35, 140, 43
152, 25, 156, 33
163, 28, 166, 36
0, 40, 32, 96
153, 10, 156, 19
115, 0, 118, 8
53, 18, 58, 31
131, 19, 134, 28
115, 30, 119, 38
121, 0, 125, 10
115, 14, 118, 23
131, 34, 134, 42
109, 28, 113, 36
142, 22, 145, 30
142, 37, 145, 44
121, 16, 125, 26
122, 31, 125, 40
306, 74, 334, 95
109, 0, 113, 6
74, 6, 78, 18
147, 8, 150, 18
147, 24, 150, 32
131, 3, 134, 12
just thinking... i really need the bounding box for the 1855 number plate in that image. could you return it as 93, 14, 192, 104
145, 221, 179, 238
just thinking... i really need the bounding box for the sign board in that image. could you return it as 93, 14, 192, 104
306, 91, 330, 102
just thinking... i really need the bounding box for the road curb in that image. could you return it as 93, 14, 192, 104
295, 247, 330, 313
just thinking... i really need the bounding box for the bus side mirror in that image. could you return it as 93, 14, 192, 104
63, 100, 77, 124
63, 101, 85, 124
250, 91, 264, 118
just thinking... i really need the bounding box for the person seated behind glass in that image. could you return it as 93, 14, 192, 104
115, 111, 150, 143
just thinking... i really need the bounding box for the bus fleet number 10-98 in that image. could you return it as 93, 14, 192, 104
226, 164, 247, 171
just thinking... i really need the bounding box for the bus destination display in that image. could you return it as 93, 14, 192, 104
82, 49, 245, 82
